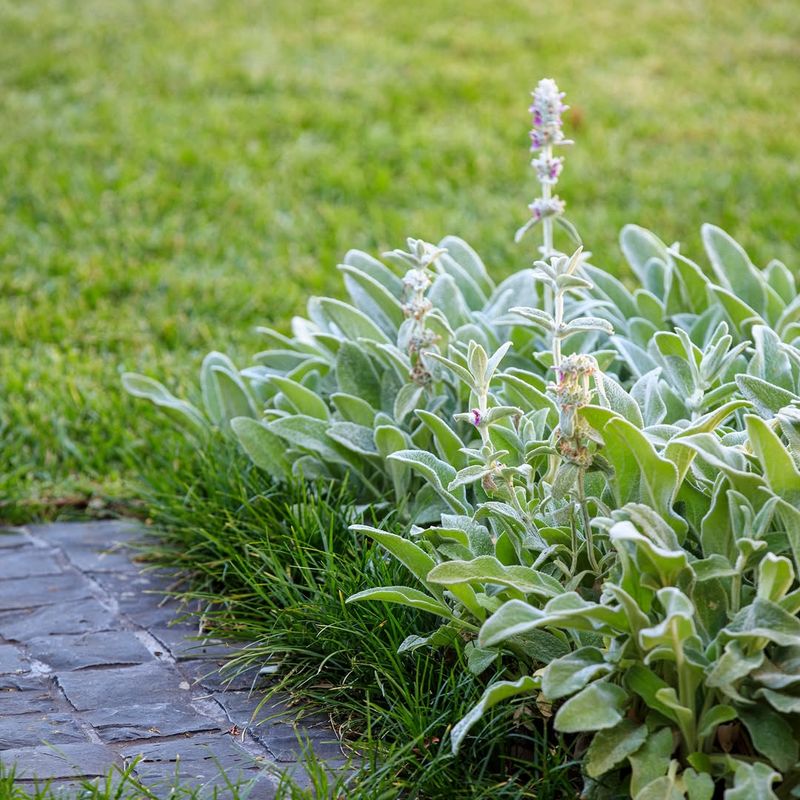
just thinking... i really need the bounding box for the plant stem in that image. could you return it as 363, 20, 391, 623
577, 468, 600, 574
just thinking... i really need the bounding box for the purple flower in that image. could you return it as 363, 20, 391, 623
471, 408, 482, 426
529, 78, 570, 152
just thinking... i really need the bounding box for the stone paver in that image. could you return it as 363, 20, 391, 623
0, 597, 117, 639
0, 522, 345, 797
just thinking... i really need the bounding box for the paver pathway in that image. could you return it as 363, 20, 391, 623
0, 521, 345, 797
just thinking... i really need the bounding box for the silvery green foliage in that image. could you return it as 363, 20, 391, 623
343, 228, 800, 798
122, 209, 800, 798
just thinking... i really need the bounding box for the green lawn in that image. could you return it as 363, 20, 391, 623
2, 0, 798, 519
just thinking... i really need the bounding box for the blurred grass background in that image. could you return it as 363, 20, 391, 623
1, 0, 799, 519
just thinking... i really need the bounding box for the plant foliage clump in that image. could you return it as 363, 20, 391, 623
127, 79, 800, 799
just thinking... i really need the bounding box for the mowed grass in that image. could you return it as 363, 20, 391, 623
2, 0, 799, 518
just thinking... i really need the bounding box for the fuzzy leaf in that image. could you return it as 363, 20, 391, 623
541, 647, 613, 701
269, 375, 329, 420
346, 586, 449, 617
427, 556, 563, 598
553, 681, 628, 733
230, 417, 289, 480
585, 720, 648, 778
724, 761, 780, 800
450, 676, 539, 754
629, 728, 675, 797
122, 373, 207, 435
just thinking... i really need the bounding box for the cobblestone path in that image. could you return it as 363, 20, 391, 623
0, 521, 345, 797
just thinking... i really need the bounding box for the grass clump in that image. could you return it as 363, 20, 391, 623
134, 438, 577, 798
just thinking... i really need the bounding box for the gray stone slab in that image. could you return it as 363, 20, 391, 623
2, 689, 63, 716
0, 573, 92, 611
0, 598, 116, 640
88, 571, 190, 627
27, 521, 140, 573
0, 673, 51, 692
121, 735, 271, 789
57, 662, 192, 711
259, 724, 343, 763
0, 743, 119, 779
0, 643, 28, 674
83, 703, 222, 742
28, 631, 154, 671
0, 713, 87, 749
150, 627, 233, 662
27, 520, 142, 548
0, 530, 32, 549
0, 549, 63, 580
181, 659, 265, 692
1, 675, 61, 716
213, 692, 340, 762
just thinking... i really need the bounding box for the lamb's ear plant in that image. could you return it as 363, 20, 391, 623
125, 75, 800, 799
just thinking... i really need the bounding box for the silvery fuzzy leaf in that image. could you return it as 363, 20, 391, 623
429, 272, 472, 328
736, 374, 798, 419
328, 421, 379, 457
465, 642, 498, 676
754, 688, 800, 714
553, 681, 629, 733
599, 372, 644, 428
738, 703, 798, 772
439, 514, 494, 557
318, 297, 392, 345
467, 340, 489, 384
437, 252, 488, 310
230, 417, 289, 480
612, 335, 659, 378
340, 265, 405, 336
202, 354, 258, 425
121, 373, 207, 437
748, 324, 794, 391
561, 316, 615, 338
414, 410, 464, 468
346, 585, 450, 618
628, 728, 675, 798
724, 761, 780, 800
745, 414, 800, 506
514, 216, 539, 243
620, 224, 670, 294
635, 289, 666, 328
702, 223, 766, 317
438, 235, 495, 296
585, 719, 648, 779
343, 248, 404, 297
427, 556, 562, 598
555, 273, 593, 292
483, 269, 539, 319
509, 305, 554, 331
336, 341, 382, 409
453, 322, 491, 352
331, 392, 376, 426
724, 597, 800, 648
397, 624, 459, 654
268, 375, 329, 420
268, 414, 345, 465
631, 369, 667, 427
388, 449, 469, 514
708, 284, 765, 339
555, 215, 583, 247
375, 424, 412, 500
447, 465, 489, 491
393, 382, 424, 424
450, 675, 539, 754
757, 554, 795, 604
425, 351, 475, 391
541, 646, 613, 701
764, 258, 796, 305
